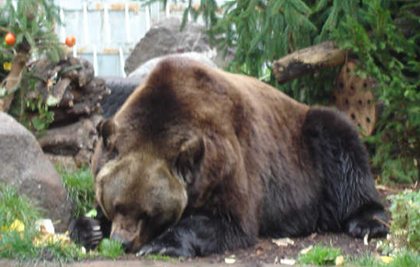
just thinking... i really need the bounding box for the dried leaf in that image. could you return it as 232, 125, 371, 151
224, 255, 236, 264
335, 255, 345, 266
272, 237, 295, 247
280, 258, 296, 265
300, 245, 313, 255
380, 256, 393, 264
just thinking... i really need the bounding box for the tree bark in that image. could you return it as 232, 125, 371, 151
0, 52, 29, 111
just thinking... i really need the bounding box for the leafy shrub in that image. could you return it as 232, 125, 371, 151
334, 0, 420, 184
298, 245, 342, 265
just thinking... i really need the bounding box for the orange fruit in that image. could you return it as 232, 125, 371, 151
65, 35, 76, 47
5, 32, 16, 46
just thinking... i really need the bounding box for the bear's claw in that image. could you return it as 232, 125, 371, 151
346, 217, 388, 239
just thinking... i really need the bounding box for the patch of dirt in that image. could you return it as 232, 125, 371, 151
113, 233, 383, 266
198, 233, 380, 265
128, 188, 396, 265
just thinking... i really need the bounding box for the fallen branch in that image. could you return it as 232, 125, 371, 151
272, 41, 346, 83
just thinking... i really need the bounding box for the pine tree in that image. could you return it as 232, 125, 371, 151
0, 0, 63, 112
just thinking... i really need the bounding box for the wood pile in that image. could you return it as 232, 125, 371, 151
31, 57, 110, 167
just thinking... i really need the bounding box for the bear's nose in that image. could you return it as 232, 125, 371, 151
110, 233, 133, 252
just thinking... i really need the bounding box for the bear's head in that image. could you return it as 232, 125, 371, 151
92, 112, 209, 252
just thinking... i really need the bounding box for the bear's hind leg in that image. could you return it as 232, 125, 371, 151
302, 107, 388, 239
345, 204, 388, 239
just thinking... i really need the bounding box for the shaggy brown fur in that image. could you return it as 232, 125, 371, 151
70, 56, 387, 257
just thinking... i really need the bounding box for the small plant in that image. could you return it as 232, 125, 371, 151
298, 245, 342, 265
388, 190, 420, 252
58, 166, 95, 218
98, 239, 123, 259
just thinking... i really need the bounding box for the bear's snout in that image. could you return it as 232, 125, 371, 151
110, 232, 134, 252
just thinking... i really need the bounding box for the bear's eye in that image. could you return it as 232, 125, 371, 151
114, 203, 128, 216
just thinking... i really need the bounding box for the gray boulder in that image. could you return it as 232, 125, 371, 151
0, 112, 71, 231
125, 17, 218, 75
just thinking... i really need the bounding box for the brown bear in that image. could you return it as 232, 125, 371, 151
69, 56, 388, 257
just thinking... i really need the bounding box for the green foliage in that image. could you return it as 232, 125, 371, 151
0, 0, 64, 133
298, 245, 342, 265
58, 166, 95, 218
0, 0, 63, 61
8, 74, 55, 133
334, 0, 420, 184
388, 191, 420, 252
98, 239, 124, 259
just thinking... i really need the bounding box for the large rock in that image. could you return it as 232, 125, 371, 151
0, 112, 71, 231
125, 17, 223, 75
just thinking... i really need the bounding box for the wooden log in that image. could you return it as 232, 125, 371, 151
38, 118, 97, 155
272, 41, 346, 83
38, 116, 102, 166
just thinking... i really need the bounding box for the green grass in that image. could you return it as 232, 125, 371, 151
57, 166, 95, 218
0, 183, 41, 260
98, 239, 124, 259
0, 183, 41, 228
388, 190, 420, 252
144, 254, 173, 262
298, 245, 342, 266
352, 250, 420, 267
0, 183, 86, 262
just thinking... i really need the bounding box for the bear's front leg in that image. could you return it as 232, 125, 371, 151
137, 214, 255, 257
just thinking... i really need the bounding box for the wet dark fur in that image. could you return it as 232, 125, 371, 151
70, 57, 387, 257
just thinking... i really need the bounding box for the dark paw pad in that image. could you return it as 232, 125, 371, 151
347, 217, 388, 239
69, 216, 103, 250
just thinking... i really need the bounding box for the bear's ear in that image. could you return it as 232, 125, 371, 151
175, 136, 205, 184
97, 119, 116, 147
